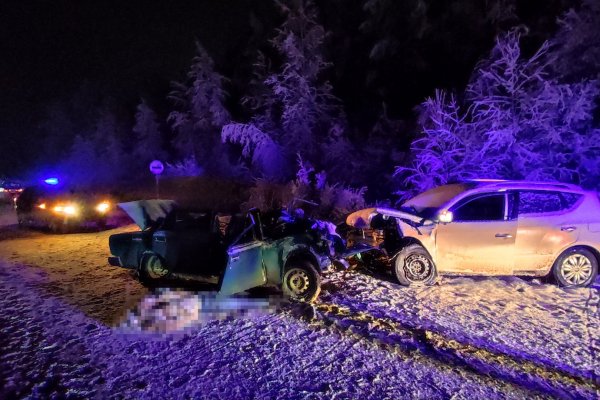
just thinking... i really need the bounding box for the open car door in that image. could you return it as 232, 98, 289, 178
219, 212, 267, 296
219, 241, 267, 296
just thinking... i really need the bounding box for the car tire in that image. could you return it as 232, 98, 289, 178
282, 261, 321, 302
394, 244, 437, 286
551, 247, 598, 288
139, 253, 170, 286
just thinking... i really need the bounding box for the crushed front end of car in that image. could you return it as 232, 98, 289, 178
108, 202, 368, 302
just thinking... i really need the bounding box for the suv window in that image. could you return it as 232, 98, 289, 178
518, 191, 581, 215
452, 194, 505, 221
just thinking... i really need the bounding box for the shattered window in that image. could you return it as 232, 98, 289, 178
518, 191, 581, 215
452, 194, 505, 221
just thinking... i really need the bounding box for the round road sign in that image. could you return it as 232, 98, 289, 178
149, 160, 164, 175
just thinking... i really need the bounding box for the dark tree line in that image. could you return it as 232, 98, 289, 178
31, 0, 599, 203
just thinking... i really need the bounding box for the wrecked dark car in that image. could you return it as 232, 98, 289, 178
108, 200, 357, 302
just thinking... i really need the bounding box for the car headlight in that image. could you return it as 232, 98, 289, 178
95, 201, 110, 213
53, 204, 78, 216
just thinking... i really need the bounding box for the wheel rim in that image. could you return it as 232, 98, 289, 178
560, 254, 593, 286
286, 268, 311, 296
147, 256, 169, 279
404, 254, 433, 282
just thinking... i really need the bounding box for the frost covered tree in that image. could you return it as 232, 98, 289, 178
467, 30, 599, 183
395, 91, 478, 194
168, 42, 230, 170
92, 109, 129, 183
59, 109, 130, 186
61, 135, 101, 185
132, 99, 165, 165
222, 0, 352, 182
398, 29, 600, 195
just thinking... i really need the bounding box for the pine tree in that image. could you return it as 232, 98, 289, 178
222, 0, 352, 181
168, 42, 230, 168
132, 99, 165, 164
92, 109, 128, 183
398, 28, 600, 195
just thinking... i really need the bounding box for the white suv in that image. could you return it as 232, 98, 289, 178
347, 180, 600, 287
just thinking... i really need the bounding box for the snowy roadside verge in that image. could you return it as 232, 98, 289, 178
1, 260, 546, 399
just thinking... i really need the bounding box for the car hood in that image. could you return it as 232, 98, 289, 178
346, 207, 425, 229
118, 200, 177, 230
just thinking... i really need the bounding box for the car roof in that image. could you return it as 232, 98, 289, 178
463, 179, 586, 194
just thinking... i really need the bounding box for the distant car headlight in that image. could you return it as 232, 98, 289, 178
38, 203, 46, 209
53, 204, 78, 216
95, 202, 110, 213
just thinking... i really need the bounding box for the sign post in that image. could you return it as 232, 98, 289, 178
149, 160, 164, 199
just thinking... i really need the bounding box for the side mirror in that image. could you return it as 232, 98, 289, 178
438, 210, 453, 224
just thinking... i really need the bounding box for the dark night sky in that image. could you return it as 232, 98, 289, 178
0, 1, 259, 107
0, 0, 275, 175
0, 0, 567, 177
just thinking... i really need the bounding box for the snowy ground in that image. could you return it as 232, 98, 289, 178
0, 206, 599, 399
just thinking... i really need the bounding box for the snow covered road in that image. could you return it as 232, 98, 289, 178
0, 225, 599, 399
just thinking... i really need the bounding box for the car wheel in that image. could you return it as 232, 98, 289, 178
283, 261, 321, 302
395, 244, 437, 286
552, 247, 598, 288
140, 253, 170, 283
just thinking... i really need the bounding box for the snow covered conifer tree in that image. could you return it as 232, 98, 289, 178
92, 109, 128, 183
395, 91, 475, 195
467, 30, 599, 183
399, 27, 600, 195
61, 135, 100, 185
132, 99, 165, 165
168, 42, 230, 171
222, 0, 352, 181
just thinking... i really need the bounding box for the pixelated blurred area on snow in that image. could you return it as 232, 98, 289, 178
119, 289, 283, 333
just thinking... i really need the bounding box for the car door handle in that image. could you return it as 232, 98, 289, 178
560, 226, 576, 232
230, 256, 240, 262
495, 233, 513, 238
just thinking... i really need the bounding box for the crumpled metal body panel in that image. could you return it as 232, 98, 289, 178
219, 233, 331, 296
219, 241, 267, 296
346, 207, 425, 229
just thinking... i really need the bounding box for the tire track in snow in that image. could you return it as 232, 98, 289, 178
309, 301, 599, 399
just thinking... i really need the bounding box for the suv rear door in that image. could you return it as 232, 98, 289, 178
514, 190, 582, 274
